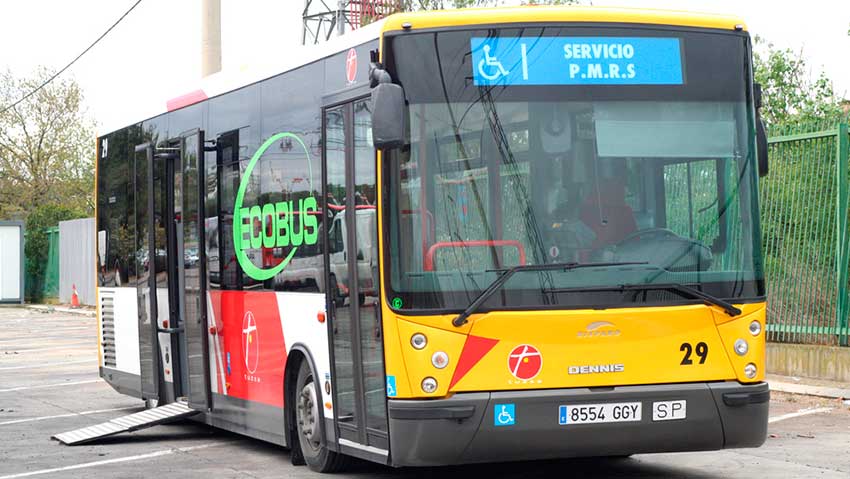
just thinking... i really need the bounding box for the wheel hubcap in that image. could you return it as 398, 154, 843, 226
297, 380, 321, 449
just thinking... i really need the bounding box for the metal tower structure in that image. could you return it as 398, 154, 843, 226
302, 0, 401, 45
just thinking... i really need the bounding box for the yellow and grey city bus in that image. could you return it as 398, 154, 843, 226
81, 5, 769, 472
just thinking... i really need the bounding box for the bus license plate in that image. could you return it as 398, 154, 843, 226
558, 402, 642, 425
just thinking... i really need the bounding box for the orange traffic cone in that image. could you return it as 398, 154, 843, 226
70, 284, 80, 309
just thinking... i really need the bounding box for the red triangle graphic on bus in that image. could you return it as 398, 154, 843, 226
449, 335, 499, 389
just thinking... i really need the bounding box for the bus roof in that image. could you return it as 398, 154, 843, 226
100, 6, 747, 137
381, 6, 747, 34
99, 19, 385, 136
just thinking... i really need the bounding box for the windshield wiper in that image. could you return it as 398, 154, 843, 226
451, 261, 649, 327
619, 283, 742, 317
543, 282, 742, 317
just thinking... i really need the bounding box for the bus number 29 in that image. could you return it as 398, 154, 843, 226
680, 342, 708, 365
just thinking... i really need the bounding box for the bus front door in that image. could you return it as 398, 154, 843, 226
325, 98, 388, 457
134, 132, 207, 407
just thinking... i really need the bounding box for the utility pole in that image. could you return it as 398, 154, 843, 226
337, 0, 347, 36
201, 0, 222, 77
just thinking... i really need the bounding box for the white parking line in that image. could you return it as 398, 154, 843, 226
0, 379, 101, 393
768, 407, 833, 423
0, 343, 93, 353
0, 406, 139, 426
0, 358, 96, 371
0, 442, 233, 479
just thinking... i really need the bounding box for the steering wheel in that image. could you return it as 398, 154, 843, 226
616, 228, 679, 246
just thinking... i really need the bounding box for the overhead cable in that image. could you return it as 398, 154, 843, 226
0, 0, 143, 115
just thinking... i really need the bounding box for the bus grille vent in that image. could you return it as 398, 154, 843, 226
100, 292, 116, 368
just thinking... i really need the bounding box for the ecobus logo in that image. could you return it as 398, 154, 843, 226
233, 132, 318, 281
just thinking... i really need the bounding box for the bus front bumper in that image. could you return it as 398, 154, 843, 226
387, 381, 768, 467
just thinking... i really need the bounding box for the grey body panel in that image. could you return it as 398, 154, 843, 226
201, 393, 287, 446
100, 367, 142, 399
388, 381, 769, 467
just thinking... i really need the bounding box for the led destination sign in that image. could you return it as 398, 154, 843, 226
471, 36, 684, 86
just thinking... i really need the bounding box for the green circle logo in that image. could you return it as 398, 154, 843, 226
233, 132, 317, 281
391, 297, 403, 309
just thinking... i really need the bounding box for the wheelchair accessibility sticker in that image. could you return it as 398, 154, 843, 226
386, 375, 397, 397
494, 403, 516, 426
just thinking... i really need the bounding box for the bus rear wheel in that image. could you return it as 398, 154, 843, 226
295, 361, 348, 472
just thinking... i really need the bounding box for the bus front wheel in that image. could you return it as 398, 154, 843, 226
295, 360, 348, 472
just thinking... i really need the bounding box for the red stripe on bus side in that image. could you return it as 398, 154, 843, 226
166, 90, 208, 111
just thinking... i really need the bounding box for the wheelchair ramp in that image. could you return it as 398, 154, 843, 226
53, 401, 199, 445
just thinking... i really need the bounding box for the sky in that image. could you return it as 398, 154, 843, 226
0, 0, 847, 134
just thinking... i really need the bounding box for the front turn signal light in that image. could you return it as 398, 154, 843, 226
431, 351, 449, 369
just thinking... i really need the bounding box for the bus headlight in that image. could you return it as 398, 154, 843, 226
749, 320, 762, 336
431, 351, 449, 369
411, 333, 427, 350
734, 338, 749, 356
744, 363, 757, 379
421, 377, 438, 393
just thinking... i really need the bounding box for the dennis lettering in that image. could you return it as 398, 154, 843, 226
568, 364, 625, 375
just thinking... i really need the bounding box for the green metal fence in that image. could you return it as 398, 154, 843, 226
761, 121, 850, 346
44, 226, 59, 298
23, 226, 59, 302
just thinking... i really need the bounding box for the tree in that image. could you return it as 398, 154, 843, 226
753, 38, 845, 127
0, 68, 96, 220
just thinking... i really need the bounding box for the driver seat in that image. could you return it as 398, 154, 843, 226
579, 178, 637, 248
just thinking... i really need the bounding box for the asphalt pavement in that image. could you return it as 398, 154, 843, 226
1, 305, 849, 478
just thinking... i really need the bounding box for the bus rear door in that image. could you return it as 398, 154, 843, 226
133, 130, 209, 408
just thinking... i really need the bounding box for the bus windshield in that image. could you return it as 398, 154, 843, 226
383, 26, 764, 312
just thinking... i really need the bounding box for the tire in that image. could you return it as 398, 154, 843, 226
295, 360, 348, 472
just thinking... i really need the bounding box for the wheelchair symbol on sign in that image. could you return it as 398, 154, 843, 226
478, 44, 511, 81
386, 375, 397, 397
494, 404, 515, 426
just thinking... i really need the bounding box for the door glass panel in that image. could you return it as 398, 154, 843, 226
182, 133, 208, 408
153, 154, 169, 297
135, 146, 157, 399
153, 149, 178, 400
171, 145, 188, 394
326, 106, 356, 426
353, 100, 386, 433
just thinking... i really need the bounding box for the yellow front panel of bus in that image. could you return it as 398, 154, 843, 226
383, 302, 765, 398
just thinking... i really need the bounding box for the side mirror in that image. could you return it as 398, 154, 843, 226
371, 82, 405, 150
756, 116, 769, 177
754, 83, 769, 177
